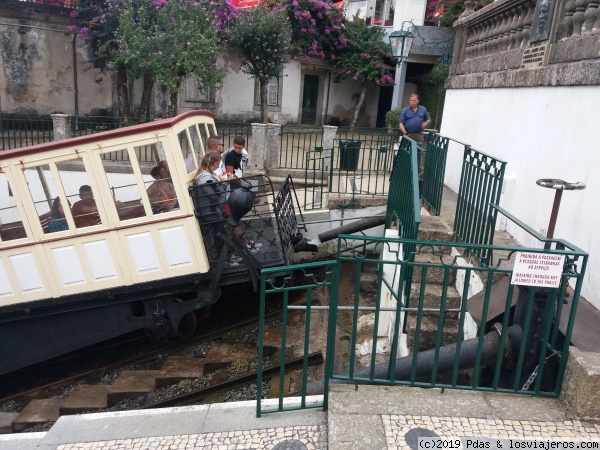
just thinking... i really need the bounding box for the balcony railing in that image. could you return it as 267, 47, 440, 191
450, 0, 600, 80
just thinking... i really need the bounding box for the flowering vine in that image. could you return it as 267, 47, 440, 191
281, 0, 346, 61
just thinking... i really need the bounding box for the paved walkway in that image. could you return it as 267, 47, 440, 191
2, 385, 599, 450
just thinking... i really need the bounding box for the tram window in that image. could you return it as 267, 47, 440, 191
55, 162, 103, 229
145, 163, 179, 214
101, 148, 147, 221
23, 164, 71, 234
179, 125, 206, 172
0, 178, 27, 242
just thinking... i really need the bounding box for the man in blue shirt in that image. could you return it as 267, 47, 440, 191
399, 94, 431, 176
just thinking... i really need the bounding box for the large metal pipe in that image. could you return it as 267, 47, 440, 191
303, 323, 522, 395
318, 215, 386, 243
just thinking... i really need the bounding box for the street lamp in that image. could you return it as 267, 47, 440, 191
388, 25, 414, 62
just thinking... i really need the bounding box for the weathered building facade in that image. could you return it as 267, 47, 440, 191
0, 5, 112, 116
442, 0, 600, 308
0, 4, 385, 126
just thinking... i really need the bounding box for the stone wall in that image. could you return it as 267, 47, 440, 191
446, 0, 600, 89
0, 5, 113, 115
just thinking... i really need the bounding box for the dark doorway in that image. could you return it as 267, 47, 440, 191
301, 75, 319, 125
376, 85, 394, 128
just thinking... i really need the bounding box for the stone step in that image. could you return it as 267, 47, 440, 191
409, 282, 461, 311
106, 370, 160, 406
203, 342, 273, 375
0, 412, 18, 434
406, 314, 461, 354
59, 385, 109, 415
11, 399, 62, 433
412, 252, 458, 286
156, 356, 204, 387
418, 215, 454, 245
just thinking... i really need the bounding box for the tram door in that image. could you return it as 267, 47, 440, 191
301, 75, 319, 125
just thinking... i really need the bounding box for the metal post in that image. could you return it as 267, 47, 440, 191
536, 179, 586, 249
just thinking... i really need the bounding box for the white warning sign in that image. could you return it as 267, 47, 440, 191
510, 252, 565, 288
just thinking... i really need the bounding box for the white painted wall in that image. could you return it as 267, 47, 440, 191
393, 0, 426, 28
441, 86, 600, 309
328, 79, 380, 126
215, 54, 257, 122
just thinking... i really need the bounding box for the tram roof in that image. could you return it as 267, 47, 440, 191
0, 110, 215, 160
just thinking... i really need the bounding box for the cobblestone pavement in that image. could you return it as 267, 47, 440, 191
56, 425, 327, 450
384, 415, 600, 450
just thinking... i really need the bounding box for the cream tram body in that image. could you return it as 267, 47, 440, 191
0, 111, 254, 375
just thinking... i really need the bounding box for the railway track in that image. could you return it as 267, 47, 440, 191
1, 286, 322, 433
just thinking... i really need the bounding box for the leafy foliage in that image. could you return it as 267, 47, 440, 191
425, 0, 493, 27
116, 0, 227, 93
282, 0, 346, 61
227, 5, 292, 122
70, 0, 126, 69
385, 108, 402, 130
333, 17, 395, 86
415, 60, 449, 129
227, 5, 291, 82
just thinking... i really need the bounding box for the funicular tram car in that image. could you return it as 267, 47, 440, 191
0, 111, 301, 375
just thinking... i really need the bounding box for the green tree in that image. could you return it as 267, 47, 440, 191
333, 17, 395, 127
72, 0, 138, 118
227, 5, 292, 123
117, 0, 227, 117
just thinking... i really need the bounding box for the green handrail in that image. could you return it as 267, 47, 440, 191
454, 146, 507, 265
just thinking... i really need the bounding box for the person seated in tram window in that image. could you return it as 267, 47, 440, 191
71, 185, 101, 228
48, 197, 71, 232
147, 165, 178, 213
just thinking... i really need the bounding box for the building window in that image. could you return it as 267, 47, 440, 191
254, 76, 282, 108
267, 78, 278, 106
185, 77, 213, 103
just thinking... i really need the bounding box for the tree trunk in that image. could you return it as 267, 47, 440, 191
166, 79, 181, 118
116, 64, 131, 119
259, 78, 269, 123
138, 73, 154, 119
351, 82, 368, 128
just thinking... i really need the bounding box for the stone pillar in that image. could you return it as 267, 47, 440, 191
250, 123, 267, 171
265, 123, 281, 170
51, 114, 73, 141
322, 125, 337, 170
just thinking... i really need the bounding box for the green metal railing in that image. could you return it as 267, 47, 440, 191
454, 145, 507, 265
70, 115, 150, 138
280, 126, 322, 169
0, 113, 53, 150
421, 132, 450, 216
303, 147, 328, 210
215, 122, 252, 152
257, 260, 337, 416
385, 136, 421, 250
257, 226, 588, 415
336, 127, 400, 157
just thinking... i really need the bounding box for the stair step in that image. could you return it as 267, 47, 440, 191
60, 385, 109, 414
107, 371, 160, 406
0, 412, 19, 434
412, 252, 457, 286
406, 315, 461, 353
156, 356, 204, 387
12, 399, 62, 432
418, 215, 454, 245
410, 283, 461, 310
203, 342, 269, 374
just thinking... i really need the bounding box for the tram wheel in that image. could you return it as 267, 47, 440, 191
145, 311, 198, 346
